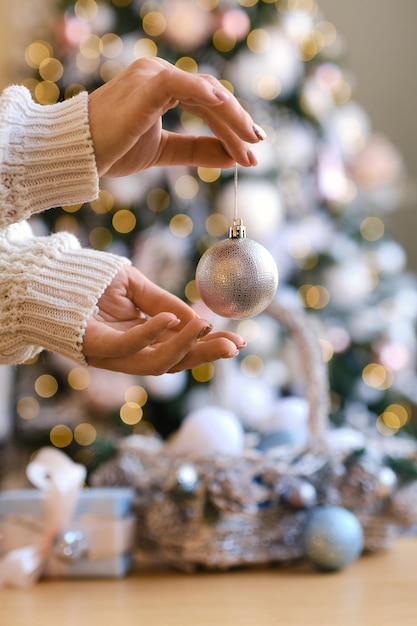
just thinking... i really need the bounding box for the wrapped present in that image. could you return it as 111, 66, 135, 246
0, 448, 136, 587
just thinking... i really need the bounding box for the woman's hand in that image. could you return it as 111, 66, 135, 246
88, 57, 266, 177
82, 265, 246, 375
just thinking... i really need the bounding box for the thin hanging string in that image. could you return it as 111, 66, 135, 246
233, 163, 238, 221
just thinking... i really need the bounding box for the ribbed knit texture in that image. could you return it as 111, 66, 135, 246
0, 86, 99, 229
0, 86, 130, 365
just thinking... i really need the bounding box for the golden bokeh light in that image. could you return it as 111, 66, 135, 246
255, 75, 281, 100
362, 363, 394, 391
89, 226, 113, 250
205, 213, 229, 237
39, 58, 64, 82
54, 215, 80, 235
74, 423, 97, 446
241, 354, 264, 377
197, 167, 221, 183
319, 338, 334, 363
125, 385, 148, 406
62, 203, 83, 214
170, 214, 194, 238
175, 57, 198, 73
184, 279, 200, 303
379, 403, 409, 430
34, 374, 58, 398
142, 11, 166, 37
175, 175, 199, 199
90, 190, 114, 214
236, 319, 260, 343
315, 21, 337, 47
68, 367, 91, 391
64, 84, 87, 99
35, 81, 60, 104
192, 362, 215, 383
146, 188, 170, 212
120, 402, 143, 425
247, 28, 271, 53
101, 33, 123, 58
16, 397, 40, 421
360, 216, 385, 241
298, 284, 330, 309
79, 34, 101, 59
74, 0, 99, 21
100, 60, 124, 82
213, 28, 236, 52
133, 38, 158, 59
112, 209, 137, 234
50, 424, 73, 448
25, 41, 52, 69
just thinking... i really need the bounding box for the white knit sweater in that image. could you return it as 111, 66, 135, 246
0, 86, 129, 365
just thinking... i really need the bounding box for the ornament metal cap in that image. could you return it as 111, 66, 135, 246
229, 217, 246, 239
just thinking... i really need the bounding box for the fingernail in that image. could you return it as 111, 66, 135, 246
166, 317, 181, 329
253, 124, 267, 141
222, 350, 240, 359
198, 324, 213, 339
236, 341, 247, 350
247, 149, 259, 166
212, 87, 230, 103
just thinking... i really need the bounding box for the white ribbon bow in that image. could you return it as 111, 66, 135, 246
0, 447, 86, 588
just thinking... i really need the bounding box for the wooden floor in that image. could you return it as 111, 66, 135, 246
2, 537, 417, 626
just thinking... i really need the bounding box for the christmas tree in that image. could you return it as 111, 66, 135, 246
10, 0, 417, 473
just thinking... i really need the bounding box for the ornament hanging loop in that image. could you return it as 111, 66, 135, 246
229, 164, 246, 239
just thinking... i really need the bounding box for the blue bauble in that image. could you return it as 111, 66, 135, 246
302, 506, 364, 571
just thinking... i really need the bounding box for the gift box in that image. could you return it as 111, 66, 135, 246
0, 488, 136, 579
0, 449, 136, 587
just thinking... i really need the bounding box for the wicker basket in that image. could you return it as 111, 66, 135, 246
91, 302, 417, 571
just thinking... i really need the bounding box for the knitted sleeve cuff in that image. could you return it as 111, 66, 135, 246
0, 86, 99, 228
0, 227, 130, 365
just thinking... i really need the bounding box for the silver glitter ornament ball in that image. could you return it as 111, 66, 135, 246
196, 220, 278, 319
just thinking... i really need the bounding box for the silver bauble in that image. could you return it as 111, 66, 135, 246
196, 235, 278, 319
